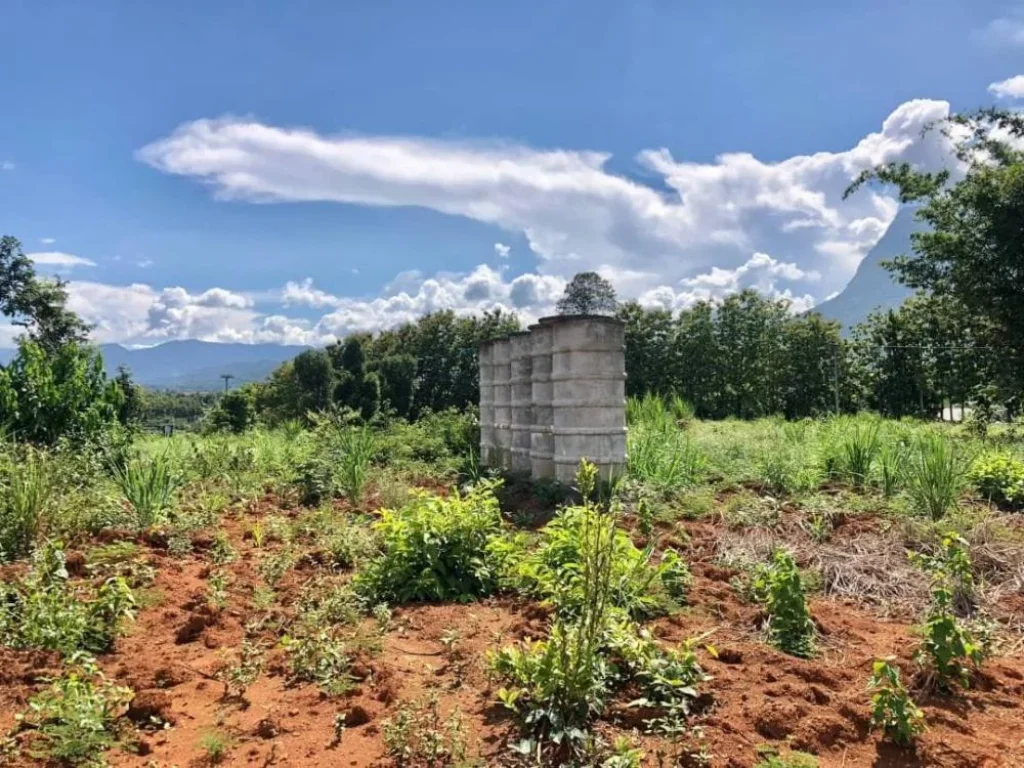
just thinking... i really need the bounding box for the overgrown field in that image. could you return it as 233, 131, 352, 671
2, 404, 1024, 767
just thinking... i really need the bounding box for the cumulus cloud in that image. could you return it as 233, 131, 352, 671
28, 251, 96, 269
494, 242, 511, 259
988, 75, 1024, 99
138, 98, 958, 302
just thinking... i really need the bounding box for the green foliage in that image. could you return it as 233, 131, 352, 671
557, 271, 619, 315
0, 542, 135, 657
753, 549, 814, 658
21, 658, 132, 767
336, 426, 375, 502
753, 746, 819, 768
905, 432, 967, 520
281, 630, 353, 696
969, 452, 1024, 509
627, 395, 705, 489
112, 453, 179, 529
381, 693, 470, 768
199, 730, 231, 764
207, 386, 257, 433
869, 659, 925, 745
0, 340, 124, 446
355, 481, 505, 603
911, 534, 986, 690
840, 420, 880, 488
0, 449, 52, 560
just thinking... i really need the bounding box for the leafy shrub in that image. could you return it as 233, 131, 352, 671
0, 450, 52, 561
112, 453, 178, 529
0, 542, 135, 657
753, 549, 814, 658
355, 481, 505, 603
968, 452, 1024, 510
20, 658, 132, 766
868, 658, 925, 745
905, 433, 967, 521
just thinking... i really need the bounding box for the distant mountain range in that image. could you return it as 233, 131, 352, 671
0, 340, 307, 390
813, 207, 918, 331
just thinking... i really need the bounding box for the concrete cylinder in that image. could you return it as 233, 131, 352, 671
478, 340, 495, 466
546, 315, 627, 484
491, 337, 512, 470
529, 322, 555, 479
509, 332, 533, 473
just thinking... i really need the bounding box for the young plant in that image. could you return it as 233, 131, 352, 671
753, 549, 815, 658
911, 535, 986, 690
868, 658, 925, 745
841, 421, 881, 489
878, 440, 907, 497
199, 730, 231, 764
280, 630, 353, 696
905, 433, 967, 521
381, 693, 469, 768
21, 658, 132, 767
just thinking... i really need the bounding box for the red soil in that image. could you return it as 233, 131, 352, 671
2, 499, 1023, 768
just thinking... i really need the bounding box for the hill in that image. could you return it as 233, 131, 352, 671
814, 207, 919, 331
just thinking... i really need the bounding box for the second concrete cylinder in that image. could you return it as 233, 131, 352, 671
509, 332, 534, 472
491, 337, 512, 469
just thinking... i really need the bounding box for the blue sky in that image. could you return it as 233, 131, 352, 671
2, 0, 1023, 346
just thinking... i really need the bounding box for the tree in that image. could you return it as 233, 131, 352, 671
1, 235, 90, 352
113, 365, 145, 428
292, 349, 333, 415
207, 386, 257, 433
556, 272, 618, 315
845, 108, 1024, 397
376, 354, 416, 418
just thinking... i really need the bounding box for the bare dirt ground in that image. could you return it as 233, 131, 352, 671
2, 491, 1023, 768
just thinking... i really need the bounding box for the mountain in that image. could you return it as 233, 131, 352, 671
814, 207, 919, 331
98, 340, 308, 390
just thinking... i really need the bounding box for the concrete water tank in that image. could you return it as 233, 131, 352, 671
509, 332, 534, 473
546, 315, 627, 483
528, 322, 554, 479
477, 340, 495, 466
491, 337, 512, 469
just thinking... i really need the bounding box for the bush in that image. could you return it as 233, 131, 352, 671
968, 452, 1024, 510
0, 542, 135, 657
355, 481, 505, 603
753, 549, 815, 658
869, 658, 925, 745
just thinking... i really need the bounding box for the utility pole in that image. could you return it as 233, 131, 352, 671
221, 373, 234, 393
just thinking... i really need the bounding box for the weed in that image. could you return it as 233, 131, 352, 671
753, 745, 818, 768
869, 658, 925, 745
337, 426, 375, 503
223, 639, 265, 699
20, 657, 132, 767
968, 452, 1024, 510
250, 519, 265, 548
753, 549, 815, 658
281, 630, 353, 696
0, 542, 135, 657
259, 548, 296, 588
628, 396, 706, 490
199, 730, 231, 764
840, 421, 881, 489
878, 440, 907, 497
207, 569, 230, 610
382, 693, 470, 768
905, 433, 967, 521
209, 530, 237, 565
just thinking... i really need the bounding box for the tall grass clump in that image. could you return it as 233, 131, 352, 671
905, 433, 968, 521
1, 451, 52, 561
112, 453, 179, 529
840, 420, 881, 489
627, 395, 704, 489
337, 426, 375, 503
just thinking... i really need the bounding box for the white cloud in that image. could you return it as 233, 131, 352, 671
40, 237, 56, 245
494, 242, 511, 259
138, 98, 957, 303
136, 259, 154, 268
0, 161, 13, 171
28, 251, 96, 269
988, 75, 1024, 99
975, 11, 1024, 47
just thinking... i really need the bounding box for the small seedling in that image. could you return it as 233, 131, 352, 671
753, 549, 815, 658
869, 658, 925, 745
